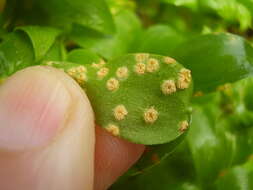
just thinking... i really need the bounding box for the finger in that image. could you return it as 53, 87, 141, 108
94, 126, 145, 190
0, 66, 95, 190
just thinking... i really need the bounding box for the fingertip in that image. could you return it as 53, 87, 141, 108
95, 126, 145, 190
0, 66, 95, 190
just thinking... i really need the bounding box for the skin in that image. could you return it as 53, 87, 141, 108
0, 66, 145, 190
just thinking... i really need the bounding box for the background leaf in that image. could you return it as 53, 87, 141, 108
36, 0, 115, 34
173, 33, 253, 93
134, 24, 186, 55
17, 26, 61, 61
67, 49, 101, 64
71, 10, 142, 59
0, 31, 34, 77
216, 159, 253, 190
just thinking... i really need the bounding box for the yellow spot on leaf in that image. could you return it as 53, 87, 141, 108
179, 120, 189, 132
97, 67, 109, 79
106, 124, 120, 136
67, 67, 79, 76
134, 63, 146, 74
92, 59, 106, 69
144, 107, 158, 124
147, 58, 159, 73
164, 57, 176, 64
161, 80, 176, 95
116, 66, 129, 79
75, 73, 87, 84
67, 66, 87, 84
113, 105, 128, 120
106, 78, 119, 91
76, 66, 87, 73
135, 53, 150, 62
177, 68, 192, 89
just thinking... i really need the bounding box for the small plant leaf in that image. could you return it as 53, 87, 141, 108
110, 142, 198, 190
39, 41, 66, 63
0, 31, 34, 77
67, 49, 101, 65
216, 159, 253, 190
134, 24, 186, 56
131, 132, 187, 174
71, 10, 142, 59
36, 0, 115, 34
17, 26, 61, 61
187, 105, 236, 189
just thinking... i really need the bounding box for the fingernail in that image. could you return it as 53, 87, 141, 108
0, 67, 72, 151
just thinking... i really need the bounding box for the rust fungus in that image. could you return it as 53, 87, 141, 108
113, 105, 128, 120
92, 59, 106, 69
164, 57, 176, 64
135, 53, 150, 62
147, 58, 159, 73
106, 78, 119, 91
106, 124, 120, 136
97, 67, 109, 79
134, 63, 146, 74
161, 80, 177, 95
144, 107, 158, 124
177, 68, 192, 89
179, 120, 189, 132
116, 66, 129, 79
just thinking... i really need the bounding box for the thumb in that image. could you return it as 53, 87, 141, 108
0, 66, 95, 190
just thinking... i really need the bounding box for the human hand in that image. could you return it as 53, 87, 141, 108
0, 66, 145, 190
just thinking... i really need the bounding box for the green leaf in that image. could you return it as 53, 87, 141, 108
243, 78, 253, 112
199, 0, 252, 31
135, 25, 186, 56
161, 0, 198, 10
216, 159, 253, 190
187, 105, 236, 188
71, 10, 142, 59
224, 78, 253, 129
51, 54, 193, 144
132, 132, 187, 174
106, 0, 136, 14
39, 41, 66, 63
110, 142, 198, 190
17, 26, 61, 61
173, 33, 253, 93
0, 31, 34, 77
67, 49, 101, 65
36, 0, 115, 34
1, 0, 16, 29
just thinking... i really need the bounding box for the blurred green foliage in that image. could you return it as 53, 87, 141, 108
1, 0, 253, 189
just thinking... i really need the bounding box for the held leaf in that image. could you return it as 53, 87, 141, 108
51, 53, 193, 145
